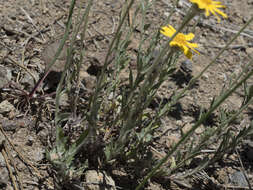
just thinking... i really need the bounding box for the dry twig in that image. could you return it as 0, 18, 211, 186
4, 141, 24, 190
5, 56, 37, 82
0, 141, 19, 190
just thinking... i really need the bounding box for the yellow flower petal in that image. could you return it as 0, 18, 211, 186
214, 8, 227, 18
169, 41, 178, 47
181, 46, 192, 59
160, 25, 199, 59
160, 25, 176, 37
184, 33, 195, 41
188, 43, 200, 54
210, 9, 221, 22
186, 50, 193, 59
190, 0, 227, 22
168, 25, 176, 34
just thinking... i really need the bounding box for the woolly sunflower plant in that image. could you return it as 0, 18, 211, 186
46, 0, 253, 189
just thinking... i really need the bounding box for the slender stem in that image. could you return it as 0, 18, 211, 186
28, 1, 76, 99
28, 68, 51, 98
72, 0, 93, 116
54, 0, 76, 137
87, 0, 135, 134
127, 7, 197, 130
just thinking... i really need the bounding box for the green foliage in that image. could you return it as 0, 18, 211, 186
46, 0, 253, 189
47, 127, 89, 182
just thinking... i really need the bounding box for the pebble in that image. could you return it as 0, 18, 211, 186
0, 153, 5, 167
20, 70, 39, 89
59, 93, 69, 107
182, 123, 192, 134
84, 170, 116, 190
41, 40, 68, 72
0, 65, 12, 89
195, 125, 205, 135
215, 169, 229, 184
201, 73, 209, 80
246, 47, 253, 55
32, 147, 45, 162
80, 71, 97, 90
0, 100, 15, 114
0, 167, 9, 188
180, 59, 193, 73
230, 171, 248, 187
166, 135, 180, 148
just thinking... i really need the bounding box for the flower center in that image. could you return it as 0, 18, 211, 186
174, 33, 186, 45
201, 0, 212, 5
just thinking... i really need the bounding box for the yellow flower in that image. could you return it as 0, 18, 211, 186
190, 0, 227, 22
160, 25, 199, 59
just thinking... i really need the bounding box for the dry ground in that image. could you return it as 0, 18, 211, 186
0, 0, 253, 189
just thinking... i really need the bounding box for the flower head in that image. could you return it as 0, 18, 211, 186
160, 25, 199, 59
190, 0, 227, 22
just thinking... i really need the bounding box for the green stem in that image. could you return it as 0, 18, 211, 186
55, 0, 76, 140
73, 0, 93, 116
87, 0, 135, 133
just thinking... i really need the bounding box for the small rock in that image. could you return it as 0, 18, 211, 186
201, 73, 209, 80
166, 135, 180, 148
37, 128, 50, 145
0, 65, 12, 89
2, 118, 31, 131
246, 47, 253, 55
215, 169, 229, 184
0, 167, 9, 188
0, 153, 6, 167
41, 40, 68, 72
164, 12, 170, 17
176, 120, 183, 126
59, 93, 69, 107
182, 123, 192, 134
20, 70, 39, 89
230, 171, 248, 187
80, 71, 97, 90
180, 60, 193, 73
32, 147, 45, 162
195, 125, 205, 135
84, 170, 116, 190
0, 100, 15, 114
147, 182, 163, 190
177, 0, 184, 8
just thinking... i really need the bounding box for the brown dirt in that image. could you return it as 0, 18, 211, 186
0, 0, 253, 189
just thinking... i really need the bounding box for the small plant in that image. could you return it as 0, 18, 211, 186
45, 0, 253, 189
